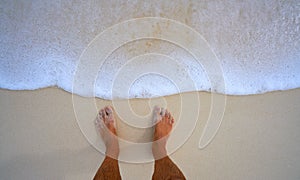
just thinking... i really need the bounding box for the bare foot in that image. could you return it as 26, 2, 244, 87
152, 106, 174, 159
95, 106, 119, 158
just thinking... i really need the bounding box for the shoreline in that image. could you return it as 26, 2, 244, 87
0, 86, 299, 99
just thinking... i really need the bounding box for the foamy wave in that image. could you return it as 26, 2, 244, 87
0, 0, 299, 99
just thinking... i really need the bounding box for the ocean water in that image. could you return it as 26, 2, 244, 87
1, 0, 299, 99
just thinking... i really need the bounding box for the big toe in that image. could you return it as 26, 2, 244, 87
105, 106, 114, 120
100, 109, 107, 121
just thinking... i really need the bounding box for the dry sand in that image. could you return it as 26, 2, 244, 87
0, 88, 299, 179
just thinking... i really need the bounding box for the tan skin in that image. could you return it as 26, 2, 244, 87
94, 106, 186, 180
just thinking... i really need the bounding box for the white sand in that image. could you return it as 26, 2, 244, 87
0, 88, 299, 179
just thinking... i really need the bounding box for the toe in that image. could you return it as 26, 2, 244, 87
98, 110, 103, 119
95, 114, 101, 124
100, 109, 107, 121
105, 106, 113, 114
165, 109, 170, 118
105, 106, 114, 120
164, 109, 169, 123
95, 111, 104, 129
169, 117, 174, 125
153, 106, 162, 123
94, 116, 100, 127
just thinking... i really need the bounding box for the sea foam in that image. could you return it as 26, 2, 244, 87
0, 0, 299, 99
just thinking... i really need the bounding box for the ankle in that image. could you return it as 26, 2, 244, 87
152, 142, 167, 159
105, 144, 119, 159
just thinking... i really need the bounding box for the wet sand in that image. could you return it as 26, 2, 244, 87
0, 87, 299, 179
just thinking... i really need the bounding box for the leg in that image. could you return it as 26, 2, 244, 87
152, 106, 186, 180
94, 106, 121, 180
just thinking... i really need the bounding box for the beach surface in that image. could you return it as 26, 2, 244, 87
0, 87, 299, 179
